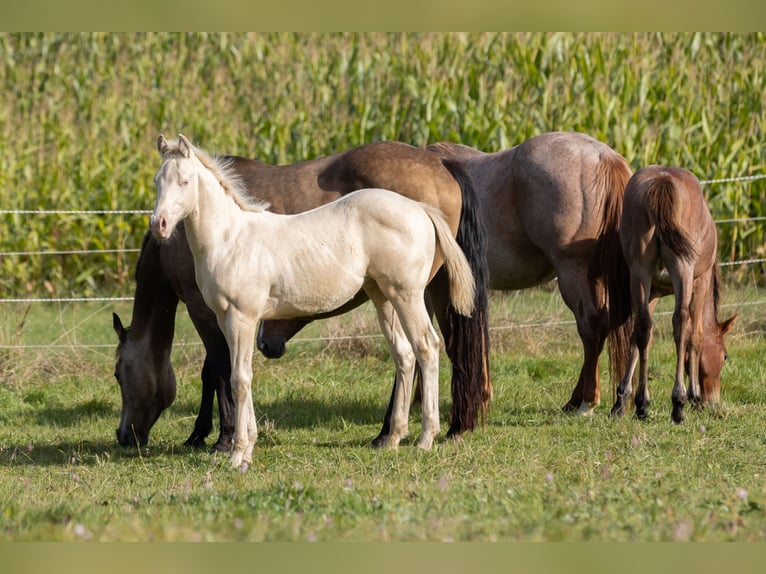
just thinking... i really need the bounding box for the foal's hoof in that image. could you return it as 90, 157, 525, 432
671, 407, 685, 425
371, 434, 402, 449
416, 435, 435, 451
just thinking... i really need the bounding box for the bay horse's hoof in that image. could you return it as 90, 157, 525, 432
561, 401, 579, 413
576, 402, 597, 416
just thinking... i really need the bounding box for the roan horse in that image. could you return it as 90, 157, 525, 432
150, 134, 476, 469
264, 132, 636, 414
608, 166, 737, 423
113, 139, 490, 450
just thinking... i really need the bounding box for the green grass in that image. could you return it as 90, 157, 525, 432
1, 286, 765, 541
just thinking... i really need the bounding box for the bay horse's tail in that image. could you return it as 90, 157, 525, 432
643, 174, 697, 262
440, 158, 492, 437
596, 151, 634, 401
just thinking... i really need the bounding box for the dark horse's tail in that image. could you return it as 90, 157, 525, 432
644, 175, 697, 262
596, 151, 634, 402
440, 158, 492, 436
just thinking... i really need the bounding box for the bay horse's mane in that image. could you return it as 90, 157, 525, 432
162, 138, 270, 212
712, 257, 722, 320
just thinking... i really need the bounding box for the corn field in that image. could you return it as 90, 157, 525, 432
1, 32, 765, 297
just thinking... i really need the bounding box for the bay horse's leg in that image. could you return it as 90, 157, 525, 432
632, 290, 657, 420
556, 258, 607, 415
685, 276, 707, 408
221, 309, 259, 469
670, 269, 695, 424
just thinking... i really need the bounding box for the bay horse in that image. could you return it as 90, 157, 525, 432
264, 132, 636, 414
608, 166, 737, 423
113, 139, 490, 450
150, 134, 475, 469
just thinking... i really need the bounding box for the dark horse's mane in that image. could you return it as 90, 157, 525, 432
115, 232, 153, 357
134, 231, 153, 282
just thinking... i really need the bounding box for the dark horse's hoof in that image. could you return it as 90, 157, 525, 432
185, 434, 207, 449
210, 436, 234, 453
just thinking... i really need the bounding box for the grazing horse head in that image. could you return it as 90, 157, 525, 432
113, 312, 177, 447
696, 267, 737, 404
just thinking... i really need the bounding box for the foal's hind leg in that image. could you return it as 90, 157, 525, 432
368, 295, 417, 449
388, 293, 442, 450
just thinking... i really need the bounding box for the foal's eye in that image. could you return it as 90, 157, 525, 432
179, 179, 189, 187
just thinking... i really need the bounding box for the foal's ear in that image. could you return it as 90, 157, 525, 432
177, 134, 192, 158
157, 134, 170, 156
720, 314, 738, 335
113, 312, 128, 343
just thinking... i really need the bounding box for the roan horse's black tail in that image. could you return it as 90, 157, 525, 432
440, 158, 492, 436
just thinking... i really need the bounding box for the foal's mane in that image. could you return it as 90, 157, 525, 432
164, 139, 270, 212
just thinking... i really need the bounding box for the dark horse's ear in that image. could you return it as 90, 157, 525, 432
720, 314, 738, 335
177, 133, 192, 158
113, 312, 128, 344
157, 134, 169, 156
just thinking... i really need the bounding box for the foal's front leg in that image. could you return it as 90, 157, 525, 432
221, 309, 259, 470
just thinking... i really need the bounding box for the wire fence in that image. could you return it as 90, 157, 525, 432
1, 172, 765, 350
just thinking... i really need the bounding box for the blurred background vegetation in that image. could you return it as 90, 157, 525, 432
1, 32, 764, 297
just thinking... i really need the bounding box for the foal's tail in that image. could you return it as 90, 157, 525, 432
643, 174, 697, 262
437, 159, 492, 436
421, 204, 475, 317
597, 150, 634, 401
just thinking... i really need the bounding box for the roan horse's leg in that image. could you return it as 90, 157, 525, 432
221, 308, 259, 469
557, 257, 608, 415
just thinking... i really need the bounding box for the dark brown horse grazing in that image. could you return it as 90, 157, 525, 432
261, 132, 636, 415
113, 141, 491, 450
608, 166, 737, 423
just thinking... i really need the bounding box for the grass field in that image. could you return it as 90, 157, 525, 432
1, 31, 766, 544
1, 285, 765, 541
